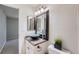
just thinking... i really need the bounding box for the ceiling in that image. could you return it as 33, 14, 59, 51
0, 4, 48, 18
3, 4, 41, 9
3, 4, 47, 11
26, 4, 47, 11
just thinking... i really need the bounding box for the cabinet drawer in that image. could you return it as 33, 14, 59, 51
25, 40, 35, 54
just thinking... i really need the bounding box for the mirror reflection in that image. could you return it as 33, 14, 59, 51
36, 13, 46, 35
27, 16, 35, 30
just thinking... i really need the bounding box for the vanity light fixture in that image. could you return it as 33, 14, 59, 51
35, 5, 47, 15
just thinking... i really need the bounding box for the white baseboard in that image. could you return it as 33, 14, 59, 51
0, 41, 6, 53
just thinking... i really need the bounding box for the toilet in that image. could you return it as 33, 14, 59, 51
48, 45, 71, 54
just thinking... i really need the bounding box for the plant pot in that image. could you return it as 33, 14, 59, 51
54, 44, 62, 50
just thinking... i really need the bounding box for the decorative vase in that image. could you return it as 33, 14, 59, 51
54, 44, 62, 50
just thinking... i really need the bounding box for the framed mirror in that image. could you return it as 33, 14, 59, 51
27, 10, 49, 40
27, 16, 35, 30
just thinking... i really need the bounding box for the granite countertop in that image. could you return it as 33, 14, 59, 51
25, 36, 47, 46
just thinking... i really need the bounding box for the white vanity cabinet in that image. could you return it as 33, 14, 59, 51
25, 39, 48, 54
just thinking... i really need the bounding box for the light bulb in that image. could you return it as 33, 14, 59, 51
38, 10, 40, 14
40, 8, 44, 12
35, 12, 37, 15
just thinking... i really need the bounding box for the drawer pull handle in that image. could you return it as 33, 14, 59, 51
37, 46, 40, 48
37, 46, 42, 52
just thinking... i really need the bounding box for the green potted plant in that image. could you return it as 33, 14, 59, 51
54, 37, 62, 50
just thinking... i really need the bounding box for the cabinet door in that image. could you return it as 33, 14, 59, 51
25, 40, 34, 54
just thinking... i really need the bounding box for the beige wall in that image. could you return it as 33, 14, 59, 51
48, 5, 78, 53
77, 5, 79, 53
19, 7, 33, 53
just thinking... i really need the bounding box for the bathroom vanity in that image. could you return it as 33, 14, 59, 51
25, 37, 48, 54
25, 8, 49, 54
